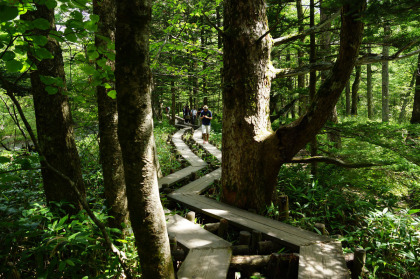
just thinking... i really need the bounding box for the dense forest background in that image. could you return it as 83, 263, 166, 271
0, 0, 419, 278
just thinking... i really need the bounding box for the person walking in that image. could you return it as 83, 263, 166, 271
200, 105, 212, 143
191, 107, 197, 125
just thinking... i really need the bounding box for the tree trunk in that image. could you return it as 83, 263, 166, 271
309, 0, 317, 175
24, 4, 85, 212
351, 65, 361, 116
115, 1, 175, 278
398, 68, 416, 122
411, 52, 420, 124
171, 79, 175, 125
296, 0, 306, 116
345, 81, 351, 116
222, 1, 365, 211
382, 24, 390, 122
93, 0, 129, 231
367, 45, 374, 119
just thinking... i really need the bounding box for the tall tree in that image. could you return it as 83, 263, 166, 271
23, 4, 85, 211
382, 24, 391, 122
222, 0, 365, 211
93, 0, 129, 230
366, 45, 374, 119
351, 65, 361, 115
115, 0, 175, 278
411, 52, 420, 124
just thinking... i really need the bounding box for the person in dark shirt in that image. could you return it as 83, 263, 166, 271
199, 105, 212, 143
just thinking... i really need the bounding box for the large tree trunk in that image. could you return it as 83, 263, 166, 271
24, 4, 85, 212
93, 0, 129, 230
351, 65, 361, 115
411, 52, 420, 124
115, 1, 175, 278
309, 0, 318, 175
382, 24, 390, 122
222, 1, 365, 211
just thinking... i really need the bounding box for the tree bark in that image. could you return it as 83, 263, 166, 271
222, 1, 365, 211
171, 79, 176, 125
411, 52, 420, 124
309, 0, 317, 175
382, 24, 390, 122
346, 81, 351, 116
115, 1, 175, 278
24, 4, 85, 212
351, 65, 361, 116
367, 45, 374, 119
398, 67, 416, 122
93, 0, 129, 231
296, 0, 306, 115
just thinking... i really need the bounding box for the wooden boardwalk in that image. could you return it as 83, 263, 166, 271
160, 127, 349, 278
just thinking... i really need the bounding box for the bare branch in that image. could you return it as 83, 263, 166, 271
274, 46, 420, 79
291, 156, 394, 168
202, 12, 224, 36
272, 9, 340, 46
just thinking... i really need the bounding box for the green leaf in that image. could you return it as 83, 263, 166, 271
34, 47, 54, 59
31, 35, 48, 46
40, 75, 56, 85
408, 209, 420, 215
45, 0, 57, 9
87, 50, 99, 60
104, 83, 112, 89
0, 5, 19, 22
107, 90, 116, 99
58, 260, 66, 271
2, 51, 15, 61
80, 64, 96, 75
6, 59, 23, 72
64, 32, 77, 43
45, 86, 58, 95
32, 18, 50, 30
65, 259, 75, 266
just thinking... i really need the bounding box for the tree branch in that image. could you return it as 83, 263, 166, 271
272, 9, 340, 46
274, 47, 420, 79
291, 156, 394, 168
202, 12, 224, 36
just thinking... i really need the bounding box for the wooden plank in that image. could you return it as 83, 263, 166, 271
168, 193, 330, 250
158, 166, 205, 189
177, 248, 232, 279
172, 129, 207, 167
298, 242, 349, 279
192, 129, 222, 162
173, 168, 221, 195
166, 213, 231, 250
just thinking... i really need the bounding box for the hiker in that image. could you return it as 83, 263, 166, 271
191, 107, 197, 125
200, 105, 212, 143
183, 106, 191, 123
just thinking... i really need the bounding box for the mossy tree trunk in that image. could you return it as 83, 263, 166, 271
93, 0, 129, 231
221, 0, 365, 211
24, 4, 85, 212
351, 65, 361, 116
115, 0, 175, 278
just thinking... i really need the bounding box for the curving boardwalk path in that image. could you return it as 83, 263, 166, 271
159, 125, 349, 279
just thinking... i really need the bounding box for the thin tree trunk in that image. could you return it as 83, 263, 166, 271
93, 0, 129, 231
321, 0, 341, 149
115, 1, 175, 278
351, 65, 361, 115
171, 79, 175, 125
382, 24, 390, 122
398, 67, 416, 122
411, 52, 420, 124
346, 81, 351, 116
367, 45, 374, 119
296, 0, 306, 115
23, 4, 85, 212
309, 0, 317, 175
